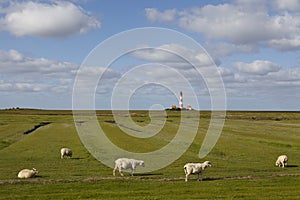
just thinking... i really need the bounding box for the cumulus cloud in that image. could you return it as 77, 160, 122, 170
177, 4, 299, 45
0, 49, 77, 74
268, 37, 300, 51
0, 49, 79, 95
145, 8, 177, 23
145, 1, 300, 52
131, 43, 218, 67
131, 43, 300, 109
132, 44, 185, 63
267, 67, 300, 82
0, 82, 47, 92
274, 0, 300, 11
233, 60, 280, 75
0, 1, 100, 37
206, 42, 259, 57
123, 43, 226, 99
142, 2, 300, 110
217, 62, 300, 107
0, 49, 123, 97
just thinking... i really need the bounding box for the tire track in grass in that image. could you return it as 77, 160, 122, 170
1, 173, 300, 185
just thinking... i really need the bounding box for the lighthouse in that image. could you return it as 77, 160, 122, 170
179, 91, 183, 109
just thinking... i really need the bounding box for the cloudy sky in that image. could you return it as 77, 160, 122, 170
1, 0, 300, 110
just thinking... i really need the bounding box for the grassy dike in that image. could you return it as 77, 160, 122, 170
0, 109, 299, 199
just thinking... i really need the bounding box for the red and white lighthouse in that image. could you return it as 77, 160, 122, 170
179, 91, 183, 109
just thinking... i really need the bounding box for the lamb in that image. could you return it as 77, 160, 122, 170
17, 168, 39, 179
113, 158, 145, 176
183, 161, 212, 182
60, 148, 72, 159
275, 155, 288, 168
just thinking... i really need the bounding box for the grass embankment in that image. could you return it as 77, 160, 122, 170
0, 110, 299, 199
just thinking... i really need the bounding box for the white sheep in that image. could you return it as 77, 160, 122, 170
60, 148, 72, 159
113, 158, 145, 176
17, 168, 39, 179
275, 155, 288, 168
184, 161, 212, 182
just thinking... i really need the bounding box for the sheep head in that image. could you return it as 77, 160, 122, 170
140, 161, 145, 167
202, 161, 212, 169
32, 168, 39, 174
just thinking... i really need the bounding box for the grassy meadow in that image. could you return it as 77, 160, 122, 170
0, 109, 299, 199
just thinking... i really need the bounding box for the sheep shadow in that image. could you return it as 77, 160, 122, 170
137, 173, 163, 177
286, 165, 298, 168
34, 175, 44, 178
70, 157, 84, 160
60, 157, 84, 160
203, 177, 222, 181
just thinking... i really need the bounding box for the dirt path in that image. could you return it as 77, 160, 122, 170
1, 173, 299, 185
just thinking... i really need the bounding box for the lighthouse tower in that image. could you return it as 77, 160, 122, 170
179, 91, 183, 109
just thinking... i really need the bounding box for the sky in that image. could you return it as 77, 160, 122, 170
0, 0, 300, 110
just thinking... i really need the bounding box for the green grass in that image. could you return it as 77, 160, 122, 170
0, 110, 299, 199
1, 177, 299, 199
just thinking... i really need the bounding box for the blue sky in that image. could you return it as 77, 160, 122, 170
1, 0, 300, 110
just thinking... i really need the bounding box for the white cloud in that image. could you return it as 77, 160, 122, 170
0, 49, 77, 74
143, 4, 300, 109
0, 49, 23, 61
274, 0, 300, 11
0, 49, 124, 95
205, 42, 259, 57
268, 67, 300, 82
124, 44, 226, 101
0, 1, 100, 37
233, 60, 280, 75
0, 81, 49, 93
132, 43, 218, 67
268, 37, 300, 51
132, 44, 185, 63
0, 49, 78, 94
146, 2, 300, 52
177, 4, 277, 44
145, 8, 176, 23
215, 64, 300, 109
75, 66, 121, 81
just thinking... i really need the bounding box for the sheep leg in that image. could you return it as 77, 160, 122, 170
131, 168, 135, 176
119, 169, 124, 176
185, 174, 188, 182
113, 168, 117, 176
198, 173, 203, 181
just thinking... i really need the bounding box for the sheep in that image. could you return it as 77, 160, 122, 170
184, 161, 212, 182
113, 158, 145, 176
17, 168, 39, 179
275, 155, 288, 168
60, 148, 72, 159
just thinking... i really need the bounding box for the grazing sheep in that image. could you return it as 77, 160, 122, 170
113, 158, 145, 176
275, 155, 288, 168
184, 161, 212, 182
17, 168, 39, 179
60, 148, 72, 159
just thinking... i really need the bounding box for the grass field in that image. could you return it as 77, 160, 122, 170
0, 109, 299, 199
